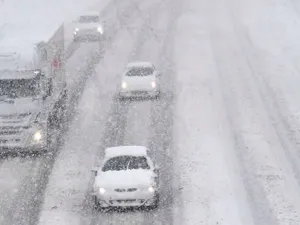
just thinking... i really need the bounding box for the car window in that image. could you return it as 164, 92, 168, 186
102, 156, 150, 172
79, 16, 100, 23
126, 67, 154, 77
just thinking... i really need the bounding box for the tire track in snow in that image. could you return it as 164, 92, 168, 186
147, 0, 182, 224
208, 1, 279, 224
230, 0, 300, 191
227, 2, 300, 222
0, 157, 39, 225
210, 31, 278, 225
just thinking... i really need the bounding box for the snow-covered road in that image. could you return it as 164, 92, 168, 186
174, 0, 300, 224
3, 0, 300, 224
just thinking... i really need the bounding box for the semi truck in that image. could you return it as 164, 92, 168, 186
0, 25, 67, 153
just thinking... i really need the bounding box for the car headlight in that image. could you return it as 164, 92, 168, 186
148, 186, 155, 193
33, 131, 42, 142
97, 26, 104, 34
75, 27, 79, 31
121, 82, 127, 89
151, 81, 156, 88
99, 188, 106, 194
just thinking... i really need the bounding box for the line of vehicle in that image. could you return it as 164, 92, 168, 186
76, 1, 159, 224
86, 0, 166, 224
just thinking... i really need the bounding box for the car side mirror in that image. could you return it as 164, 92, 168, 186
91, 167, 98, 176
101, 20, 107, 26
153, 166, 159, 174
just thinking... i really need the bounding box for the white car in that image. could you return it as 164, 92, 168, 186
91, 146, 160, 210
119, 62, 161, 99
73, 11, 106, 42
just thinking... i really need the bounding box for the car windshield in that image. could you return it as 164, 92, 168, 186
102, 156, 150, 171
126, 67, 154, 77
79, 15, 100, 23
0, 77, 40, 98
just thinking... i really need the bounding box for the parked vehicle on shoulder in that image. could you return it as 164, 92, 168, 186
118, 62, 161, 100
91, 145, 160, 210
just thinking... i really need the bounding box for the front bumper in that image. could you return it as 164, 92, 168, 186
119, 89, 160, 99
0, 142, 46, 153
73, 30, 104, 41
0, 133, 47, 152
93, 190, 158, 208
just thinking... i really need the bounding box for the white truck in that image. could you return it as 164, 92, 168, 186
0, 25, 67, 153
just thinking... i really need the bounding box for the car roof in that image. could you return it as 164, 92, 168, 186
0, 43, 39, 72
126, 61, 154, 69
104, 145, 148, 158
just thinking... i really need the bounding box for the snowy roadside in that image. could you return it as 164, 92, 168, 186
37, 22, 141, 225
172, 0, 256, 224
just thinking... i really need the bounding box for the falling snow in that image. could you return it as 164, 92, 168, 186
1, 0, 300, 225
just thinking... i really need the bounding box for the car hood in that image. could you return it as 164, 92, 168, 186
74, 23, 102, 29
0, 97, 41, 126
122, 75, 156, 83
95, 169, 154, 189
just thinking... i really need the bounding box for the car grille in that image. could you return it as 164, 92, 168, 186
0, 139, 20, 143
131, 91, 148, 95
109, 199, 145, 204
0, 113, 30, 119
0, 130, 21, 135
114, 188, 137, 193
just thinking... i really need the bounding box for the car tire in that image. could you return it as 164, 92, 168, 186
48, 90, 67, 130
153, 92, 160, 100
94, 196, 100, 209
147, 193, 159, 210
94, 196, 108, 212
118, 95, 126, 101
73, 36, 79, 42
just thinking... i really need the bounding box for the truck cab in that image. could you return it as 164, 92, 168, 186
0, 44, 67, 153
